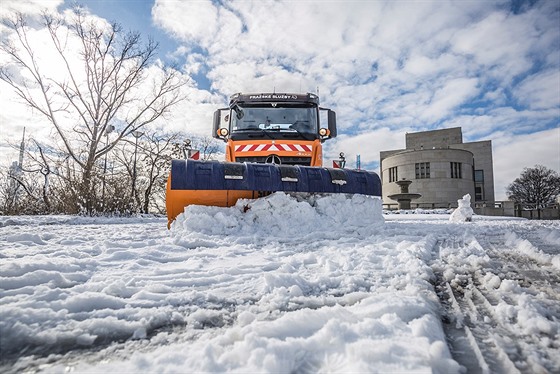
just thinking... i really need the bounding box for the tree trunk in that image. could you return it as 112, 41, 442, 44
143, 188, 150, 214
42, 174, 51, 212
80, 160, 96, 214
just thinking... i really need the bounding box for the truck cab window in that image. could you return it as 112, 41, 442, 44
231, 104, 317, 138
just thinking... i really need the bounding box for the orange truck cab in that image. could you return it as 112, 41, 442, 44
213, 93, 337, 166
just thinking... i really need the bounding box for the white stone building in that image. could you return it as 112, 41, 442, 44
380, 127, 494, 209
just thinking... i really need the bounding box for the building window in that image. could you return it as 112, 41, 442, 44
474, 170, 484, 183
415, 162, 430, 179
474, 170, 485, 201
450, 162, 462, 179
475, 185, 484, 201
389, 167, 398, 182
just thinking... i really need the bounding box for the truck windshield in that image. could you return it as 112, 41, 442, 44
231, 104, 318, 136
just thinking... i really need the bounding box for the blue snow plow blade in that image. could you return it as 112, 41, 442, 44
170, 159, 381, 196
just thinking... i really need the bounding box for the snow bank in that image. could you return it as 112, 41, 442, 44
171, 192, 384, 238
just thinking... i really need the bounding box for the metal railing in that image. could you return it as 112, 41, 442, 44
382, 200, 560, 219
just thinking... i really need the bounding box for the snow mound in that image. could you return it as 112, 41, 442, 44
171, 192, 384, 237
449, 194, 474, 222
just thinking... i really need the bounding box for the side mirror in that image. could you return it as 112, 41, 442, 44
213, 108, 229, 141
327, 110, 337, 138
319, 108, 337, 140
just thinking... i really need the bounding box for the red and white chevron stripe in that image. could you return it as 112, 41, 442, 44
234, 143, 312, 152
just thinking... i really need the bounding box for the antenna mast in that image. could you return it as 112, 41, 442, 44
18, 127, 25, 170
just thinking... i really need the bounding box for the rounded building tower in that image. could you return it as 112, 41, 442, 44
380, 127, 494, 210
381, 148, 475, 209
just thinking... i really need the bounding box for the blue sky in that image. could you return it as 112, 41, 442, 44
71, 0, 180, 66
1, 0, 559, 199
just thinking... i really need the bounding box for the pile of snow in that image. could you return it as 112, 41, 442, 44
171, 192, 384, 237
449, 194, 474, 222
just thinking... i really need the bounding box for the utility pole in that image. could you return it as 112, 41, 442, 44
101, 125, 114, 209
8, 127, 26, 208
131, 130, 143, 210
18, 127, 25, 170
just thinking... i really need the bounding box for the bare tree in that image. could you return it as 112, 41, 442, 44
1, 151, 49, 215
111, 131, 194, 214
1, 135, 76, 214
109, 133, 222, 214
1, 9, 187, 213
191, 136, 221, 161
0, 175, 44, 214
137, 131, 184, 213
507, 165, 560, 219
104, 139, 135, 212
19, 139, 55, 211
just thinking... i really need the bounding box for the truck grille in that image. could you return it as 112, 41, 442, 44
235, 156, 312, 166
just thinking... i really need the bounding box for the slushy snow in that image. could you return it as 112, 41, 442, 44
1, 192, 558, 373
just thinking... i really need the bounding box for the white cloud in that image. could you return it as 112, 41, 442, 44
514, 69, 560, 110
0, 0, 62, 18
421, 78, 480, 122
325, 127, 412, 171
2, 0, 559, 205
493, 127, 560, 200
152, 0, 558, 135
152, 0, 218, 46
451, 11, 534, 79
0, 80, 44, 165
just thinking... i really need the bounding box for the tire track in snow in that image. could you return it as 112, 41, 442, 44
434, 236, 518, 374
434, 227, 560, 374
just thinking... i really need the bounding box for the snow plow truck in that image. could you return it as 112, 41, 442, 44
165, 92, 382, 227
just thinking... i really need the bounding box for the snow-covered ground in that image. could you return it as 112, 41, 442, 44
1, 193, 559, 373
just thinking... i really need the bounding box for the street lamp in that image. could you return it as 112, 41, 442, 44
131, 130, 144, 208
101, 125, 115, 208
183, 138, 192, 159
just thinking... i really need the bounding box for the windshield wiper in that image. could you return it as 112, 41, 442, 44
234, 127, 274, 139
283, 127, 315, 141
234, 127, 261, 131
232, 104, 244, 119
234, 125, 315, 141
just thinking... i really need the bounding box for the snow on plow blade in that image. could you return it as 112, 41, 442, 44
166, 159, 381, 226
